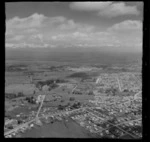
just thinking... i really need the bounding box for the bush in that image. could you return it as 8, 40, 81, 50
5, 92, 24, 99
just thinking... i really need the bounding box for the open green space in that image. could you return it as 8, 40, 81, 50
21, 118, 93, 138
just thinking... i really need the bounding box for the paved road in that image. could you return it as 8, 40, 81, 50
36, 95, 46, 118
96, 77, 101, 84
71, 84, 78, 93
116, 76, 122, 92
134, 91, 142, 99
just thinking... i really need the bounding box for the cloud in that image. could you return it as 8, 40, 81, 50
6, 14, 69, 36
51, 32, 89, 41
5, 42, 50, 48
6, 13, 95, 43
25, 28, 38, 33
49, 31, 121, 47
108, 20, 142, 32
6, 30, 13, 36
70, 2, 140, 17
9, 35, 25, 41
70, 2, 112, 11
6, 13, 142, 51
6, 13, 46, 29
106, 20, 142, 50
6, 13, 94, 35
5, 43, 15, 48
30, 34, 44, 41
58, 19, 77, 30
98, 2, 140, 17
57, 19, 94, 33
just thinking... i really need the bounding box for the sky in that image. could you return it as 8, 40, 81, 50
5, 2, 143, 52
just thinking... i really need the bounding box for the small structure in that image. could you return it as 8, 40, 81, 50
35, 118, 42, 126
42, 85, 49, 91
36, 95, 44, 104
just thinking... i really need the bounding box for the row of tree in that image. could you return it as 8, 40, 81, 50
5, 92, 24, 99
57, 101, 81, 110
36, 79, 67, 90
25, 96, 36, 104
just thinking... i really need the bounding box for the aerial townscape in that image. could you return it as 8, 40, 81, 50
5, 2, 143, 139
5, 61, 142, 138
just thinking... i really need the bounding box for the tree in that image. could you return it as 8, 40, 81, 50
67, 102, 70, 106
25, 96, 35, 104
18, 120, 23, 124
8, 126, 13, 129
58, 105, 64, 110
71, 102, 81, 109
18, 92, 24, 97
69, 97, 75, 101
88, 90, 94, 95
123, 89, 128, 92
77, 102, 81, 107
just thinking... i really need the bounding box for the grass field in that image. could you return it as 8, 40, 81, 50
21, 118, 92, 138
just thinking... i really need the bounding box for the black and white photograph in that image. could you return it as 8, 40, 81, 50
5, 2, 143, 138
